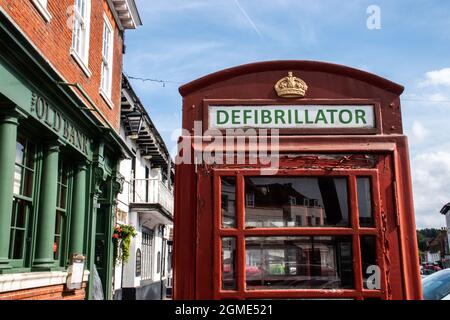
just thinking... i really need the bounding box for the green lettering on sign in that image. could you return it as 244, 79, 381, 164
243, 109, 252, 125
217, 110, 229, 125
232, 110, 240, 125
315, 109, 328, 124
209, 105, 375, 129
261, 110, 272, 124
355, 109, 367, 124
275, 110, 286, 125
339, 110, 353, 124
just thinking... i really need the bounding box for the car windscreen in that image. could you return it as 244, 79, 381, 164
422, 270, 450, 300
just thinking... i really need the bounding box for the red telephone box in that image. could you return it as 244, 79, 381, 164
174, 61, 422, 300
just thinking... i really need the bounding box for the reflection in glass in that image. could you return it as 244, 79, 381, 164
23, 169, 34, 198
57, 162, 69, 210
54, 212, 63, 260
13, 138, 35, 198
246, 236, 353, 290
13, 165, 22, 195
357, 178, 374, 227
15, 140, 24, 165
221, 177, 236, 228
361, 236, 378, 290
55, 161, 69, 264
245, 177, 349, 228
9, 199, 29, 260
222, 237, 237, 290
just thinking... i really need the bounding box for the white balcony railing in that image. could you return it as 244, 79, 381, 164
130, 178, 174, 215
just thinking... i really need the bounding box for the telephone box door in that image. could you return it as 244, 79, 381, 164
195, 153, 405, 300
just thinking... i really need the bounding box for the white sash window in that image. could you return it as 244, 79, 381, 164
100, 15, 114, 106
71, 0, 91, 76
31, 0, 52, 22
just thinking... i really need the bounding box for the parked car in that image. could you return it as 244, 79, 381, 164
421, 263, 442, 276
422, 269, 450, 300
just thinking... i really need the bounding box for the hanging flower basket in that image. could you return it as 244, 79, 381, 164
112, 224, 137, 264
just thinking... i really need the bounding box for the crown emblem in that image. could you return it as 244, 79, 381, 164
275, 72, 308, 98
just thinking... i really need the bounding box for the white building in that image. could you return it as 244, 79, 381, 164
113, 75, 174, 300
441, 203, 450, 266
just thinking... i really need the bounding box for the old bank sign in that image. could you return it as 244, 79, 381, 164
173, 61, 422, 300
31, 93, 90, 156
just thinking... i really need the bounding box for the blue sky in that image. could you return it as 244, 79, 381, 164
123, 0, 450, 229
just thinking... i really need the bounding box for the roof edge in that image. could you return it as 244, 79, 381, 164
179, 60, 404, 97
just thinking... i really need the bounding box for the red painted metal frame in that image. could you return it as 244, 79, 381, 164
179, 60, 404, 97
174, 136, 422, 300
213, 168, 388, 300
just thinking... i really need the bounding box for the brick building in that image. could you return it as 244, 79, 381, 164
0, 0, 141, 300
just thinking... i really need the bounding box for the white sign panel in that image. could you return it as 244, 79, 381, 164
209, 105, 375, 130
66, 261, 85, 290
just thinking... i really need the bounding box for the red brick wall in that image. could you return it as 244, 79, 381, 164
0, 283, 87, 300
0, 0, 123, 131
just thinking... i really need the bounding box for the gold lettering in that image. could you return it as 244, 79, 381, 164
83, 138, 89, 154
76, 130, 83, 149
44, 102, 52, 126
63, 119, 69, 138
35, 97, 46, 119
69, 124, 76, 144
54, 112, 62, 132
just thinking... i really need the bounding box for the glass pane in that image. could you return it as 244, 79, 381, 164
222, 237, 237, 291
23, 168, 34, 198
11, 230, 25, 259
60, 164, 68, 186
13, 165, 22, 195
10, 199, 30, 261
246, 236, 354, 290
15, 199, 27, 228
245, 177, 349, 228
10, 200, 17, 228
55, 212, 62, 235
221, 177, 236, 228
15, 139, 25, 165
57, 162, 68, 209
24, 142, 35, 169
59, 186, 67, 209
357, 178, 374, 227
360, 236, 379, 290
54, 212, 64, 262
54, 236, 60, 261
14, 139, 35, 197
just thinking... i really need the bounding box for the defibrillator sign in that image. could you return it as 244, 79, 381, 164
209, 105, 375, 130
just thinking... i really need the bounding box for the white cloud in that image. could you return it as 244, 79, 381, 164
412, 151, 450, 228
418, 67, 450, 87
408, 120, 428, 144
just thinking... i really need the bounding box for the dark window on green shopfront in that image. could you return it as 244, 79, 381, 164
9, 137, 36, 266
54, 161, 71, 265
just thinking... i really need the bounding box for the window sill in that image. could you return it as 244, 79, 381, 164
31, 0, 52, 23
70, 49, 92, 78
100, 89, 114, 109
0, 270, 89, 293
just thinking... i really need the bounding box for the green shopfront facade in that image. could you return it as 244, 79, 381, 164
0, 13, 129, 300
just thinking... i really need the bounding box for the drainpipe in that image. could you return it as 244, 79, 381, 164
160, 224, 166, 300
